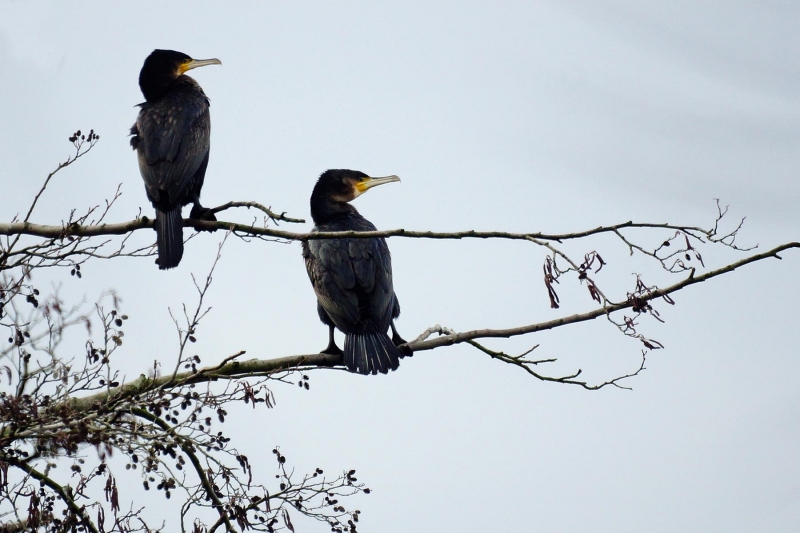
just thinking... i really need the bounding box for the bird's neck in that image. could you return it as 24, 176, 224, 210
310, 199, 359, 225
141, 75, 199, 102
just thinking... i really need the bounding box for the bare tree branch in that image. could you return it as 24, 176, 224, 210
205, 202, 305, 225
129, 408, 235, 533
0, 218, 733, 243
2, 457, 100, 533
46, 240, 794, 411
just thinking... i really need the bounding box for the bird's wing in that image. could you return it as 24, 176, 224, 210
349, 218, 392, 289
360, 237, 395, 326
304, 216, 397, 330
345, 217, 395, 327
134, 92, 210, 205
348, 238, 377, 292
304, 239, 360, 326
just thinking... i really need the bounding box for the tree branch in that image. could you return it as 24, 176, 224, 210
59, 241, 797, 408
0, 218, 722, 244
2, 456, 100, 533
129, 408, 236, 533
407, 241, 798, 350
205, 201, 305, 225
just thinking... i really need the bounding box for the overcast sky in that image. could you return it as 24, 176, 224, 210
1, 1, 799, 531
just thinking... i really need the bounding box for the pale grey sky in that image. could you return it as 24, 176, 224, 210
1, 1, 799, 531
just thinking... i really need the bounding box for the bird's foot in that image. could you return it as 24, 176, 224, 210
391, 326, 412, 356
190, 205, 217, 231
321, 343, 344, 356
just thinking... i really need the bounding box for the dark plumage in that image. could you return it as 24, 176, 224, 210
130, 49, 221, 269
302, 169, 407, 375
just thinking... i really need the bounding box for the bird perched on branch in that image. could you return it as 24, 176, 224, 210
130, 49, 221, 269
303, 169, 407, 375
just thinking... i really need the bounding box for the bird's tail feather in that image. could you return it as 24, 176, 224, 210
155, 207, 183, 270
344, 330, 405, 375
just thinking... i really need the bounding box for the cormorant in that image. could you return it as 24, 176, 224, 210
302, 169, 407, 375
130, 49, 221, 269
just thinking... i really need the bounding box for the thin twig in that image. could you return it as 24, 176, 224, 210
203, 202, 304, 225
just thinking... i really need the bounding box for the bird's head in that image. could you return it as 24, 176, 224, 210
310, 169, 401, 222
314, 169, 400, 203
138, 49, 221, 102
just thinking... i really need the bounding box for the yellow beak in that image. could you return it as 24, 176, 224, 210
180, 58, 222, 74
355, 175, 401, 193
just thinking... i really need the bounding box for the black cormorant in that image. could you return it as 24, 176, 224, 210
130, 49, 221, 269
302, 169, 407, 375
